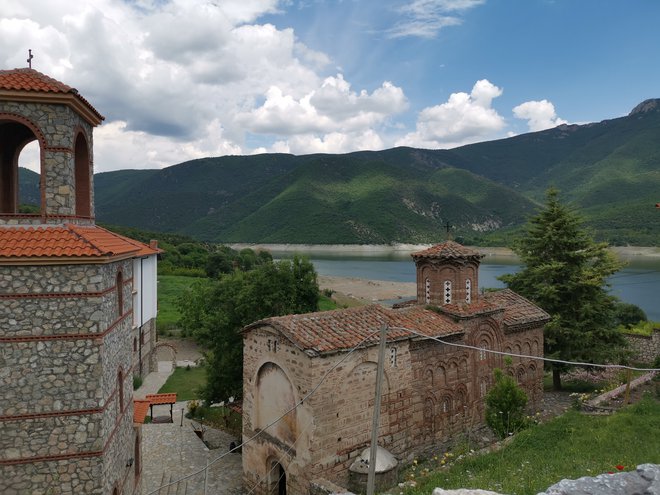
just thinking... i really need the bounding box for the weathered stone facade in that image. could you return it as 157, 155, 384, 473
242, 241, 549, 495
624, 329, 660, 364
1, 68, 157, 495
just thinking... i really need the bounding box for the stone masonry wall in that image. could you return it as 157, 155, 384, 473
0, 100, 94, 221
624, 329, 660, 364
0, 258, 139, 495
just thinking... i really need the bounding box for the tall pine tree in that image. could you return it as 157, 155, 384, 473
499, 188, 626, 390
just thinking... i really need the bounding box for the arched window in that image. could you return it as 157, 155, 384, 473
465, 278, 471, 303
74, 132, 91, 217
116, 271, 123, 316
443, 280, 452, 304
133, 337, 137, 352
389, 347, 397, 367
118, 368, 124, 413
479, 341, 488, 361
134, 435, 141, 481
425, 277, 431, 304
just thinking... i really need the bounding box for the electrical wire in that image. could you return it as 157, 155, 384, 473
147, 327, 381, 494
399, 326, 660, 372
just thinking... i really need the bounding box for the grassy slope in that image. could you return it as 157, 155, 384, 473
156, 275, 202, 332
157, 366, 206, 401
406, 396, 660, 495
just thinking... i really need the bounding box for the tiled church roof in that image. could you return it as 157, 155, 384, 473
245, 304, 463, 355
0, 68, 104, 123
484, 289, 551, 329
411, 240, 484, 261
0, 224, 159, 261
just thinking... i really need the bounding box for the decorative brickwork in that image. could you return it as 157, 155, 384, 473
242, 241, 549, 495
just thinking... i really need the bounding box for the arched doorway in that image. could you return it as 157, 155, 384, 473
267, 460, 286, 495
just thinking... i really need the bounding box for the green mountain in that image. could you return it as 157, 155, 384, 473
17, 99, 660, 245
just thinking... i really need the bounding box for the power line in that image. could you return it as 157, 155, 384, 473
399, 327, 660, 372
147, 327, 382, 495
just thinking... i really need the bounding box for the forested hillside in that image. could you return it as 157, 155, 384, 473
18, 99, 660, 245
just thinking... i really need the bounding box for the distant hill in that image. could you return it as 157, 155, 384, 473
18, 99, 660, 245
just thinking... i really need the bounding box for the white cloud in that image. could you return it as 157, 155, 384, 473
396, 79, 505, 149
236, 74, 408, 136
272, 130, 385, 155
388, 0, 486, 39
513, 99, 568, 132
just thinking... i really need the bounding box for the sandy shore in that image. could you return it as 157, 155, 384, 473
229, 243, 660, 259
319, 275, 416, 305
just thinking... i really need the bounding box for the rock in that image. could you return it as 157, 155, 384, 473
538, 464, 660, 495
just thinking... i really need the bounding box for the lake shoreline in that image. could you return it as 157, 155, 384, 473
229, 243, 660, 259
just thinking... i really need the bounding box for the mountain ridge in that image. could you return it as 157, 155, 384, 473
18, 100, 660, 245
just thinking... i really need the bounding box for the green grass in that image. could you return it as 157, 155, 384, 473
319, 294, 338, 311
192, 406, 242, 438
157, 365, 206, 401
404, 396, 660, 495
620, 321, 658, 337
157, 275, 202, 334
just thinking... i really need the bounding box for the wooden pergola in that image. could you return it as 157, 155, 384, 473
133, 393, 178, 424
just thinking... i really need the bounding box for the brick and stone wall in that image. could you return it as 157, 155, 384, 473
0, 100, 94, 222
624, 329, 660, 364
0, 259, 140, 495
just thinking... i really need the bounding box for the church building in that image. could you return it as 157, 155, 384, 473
0, 68, 159, 495
241, 241, 549, 495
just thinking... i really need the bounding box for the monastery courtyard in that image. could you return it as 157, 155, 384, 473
136, 351, 242, 495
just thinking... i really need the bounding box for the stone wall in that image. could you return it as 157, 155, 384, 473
243, 316, 546, 495
0, 100, 94, 222
0, 259, 140, 495
624, 329, 660, 364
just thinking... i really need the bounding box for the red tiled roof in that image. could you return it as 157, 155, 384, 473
245, 304, 463, 355
133, 399, 151, 424
412, 240, 484, 261
145, 393, 177, 405
0, 224, 159, 260
0, 68, 104, 123
484, 289, 551, 329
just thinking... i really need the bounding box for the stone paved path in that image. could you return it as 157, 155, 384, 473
137, 363, 243, 495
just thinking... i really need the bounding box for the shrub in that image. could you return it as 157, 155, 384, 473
188, 399, 200, 417
485, 368, 528, 439
132, 375, 143, 390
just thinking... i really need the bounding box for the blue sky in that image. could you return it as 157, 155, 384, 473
2, 0, 659, 172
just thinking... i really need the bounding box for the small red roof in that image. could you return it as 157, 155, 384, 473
0, 224, 160, 261
412, 240, 484, 261
133, 399, 151, 424
0, 68, 104, 124
145, 393, 177, 405
245, 304, 463, 355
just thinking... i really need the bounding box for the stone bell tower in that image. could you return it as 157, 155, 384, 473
411, 240, 484, 307
0, 68, 154, 495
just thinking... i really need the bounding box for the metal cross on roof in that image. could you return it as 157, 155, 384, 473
444, 221, 452, 240
27, 49, 33, 69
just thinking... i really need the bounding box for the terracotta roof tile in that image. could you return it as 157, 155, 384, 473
0, 224, 159, 260
483, 289, 551, 328
133, 399, 151, 424
246, 304, 463, 355
145, 393, 177, 405
411, 240, 484, 261
0, 68, 104, 122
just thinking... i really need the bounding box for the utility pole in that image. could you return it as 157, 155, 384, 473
367, 324, 388, 495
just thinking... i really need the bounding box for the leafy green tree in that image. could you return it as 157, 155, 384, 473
499, 188, 626, 390
612, 301, 647, 328
178, 255, 320, 402
485, 368, 528, 439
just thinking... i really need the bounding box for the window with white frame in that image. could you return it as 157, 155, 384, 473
444, 280, 452, 304
389, 347, 397, 367
465, 279, 471, 303
425, 278, 431, 304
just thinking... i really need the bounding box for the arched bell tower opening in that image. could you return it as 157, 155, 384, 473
74, 131, 91, 217
0, 116, 43, 215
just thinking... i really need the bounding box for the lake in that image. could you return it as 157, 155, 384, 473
275, 251, 660, 321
